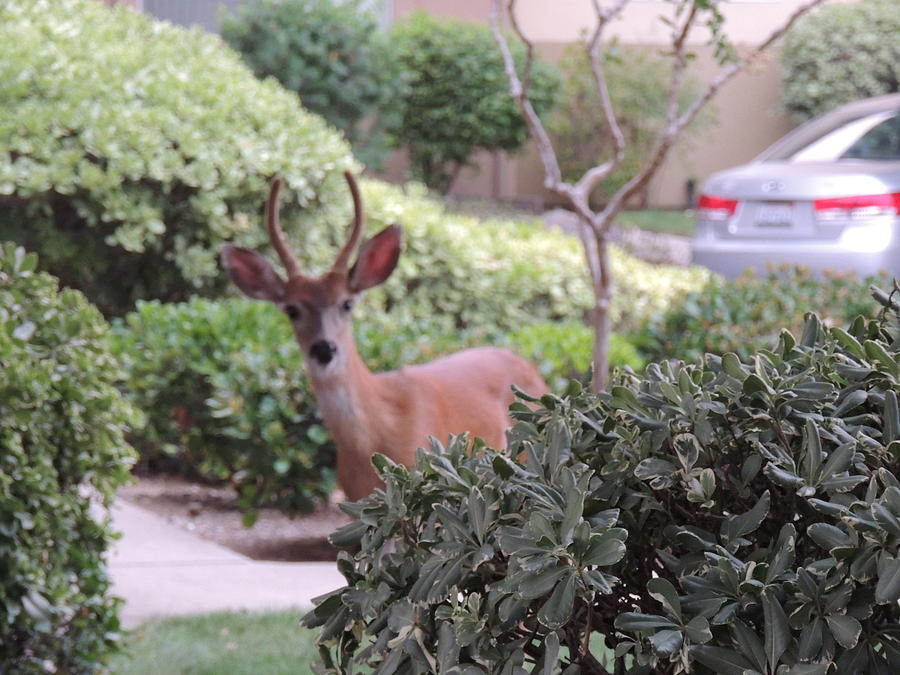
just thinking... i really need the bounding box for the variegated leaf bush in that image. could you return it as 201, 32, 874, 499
305, 287, 899, 674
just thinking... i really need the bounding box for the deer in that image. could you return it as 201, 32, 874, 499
221, 172, 549, 501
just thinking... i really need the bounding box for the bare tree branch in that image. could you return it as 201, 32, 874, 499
600, 0, 828, 224
573, 0, 630, 201
505, 0, 534, 99
490, 1, 565, 195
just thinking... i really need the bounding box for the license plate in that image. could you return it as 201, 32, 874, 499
756, 202, 794, 228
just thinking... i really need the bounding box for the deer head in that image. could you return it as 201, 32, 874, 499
221, 173, 402, 379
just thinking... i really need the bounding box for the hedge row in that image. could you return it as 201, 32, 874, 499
637, 267, 895, 364
0, 0, 353, 316
0, 244, 138, 670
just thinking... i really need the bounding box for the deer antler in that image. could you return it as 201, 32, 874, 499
266, 176, 302, 278
332, 171, 365, 272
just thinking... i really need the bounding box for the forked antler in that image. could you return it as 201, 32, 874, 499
332, 171, 365, 272
266, 176, 302, 278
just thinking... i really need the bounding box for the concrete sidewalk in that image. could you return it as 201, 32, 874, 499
108, 500, 346, 628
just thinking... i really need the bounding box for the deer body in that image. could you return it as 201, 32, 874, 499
223, 174, 548, 501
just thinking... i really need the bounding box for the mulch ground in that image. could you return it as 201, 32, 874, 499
118, 475, 351, 562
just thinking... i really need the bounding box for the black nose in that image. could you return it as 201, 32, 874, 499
310, 340, 337, 365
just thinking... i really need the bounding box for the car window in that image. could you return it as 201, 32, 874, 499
788, 111, 897, 163
840, 114, 900, 160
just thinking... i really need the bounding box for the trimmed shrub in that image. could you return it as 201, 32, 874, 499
389, 14, 559, 193
221, 0, 403, 168
111, 297, 334, 519
0, 0, 352, 316
781, 0, 900, 121
636, 266, 894, 364
507, 321, 645, 391
0, 244, 139, 671
304, 289, 900, 673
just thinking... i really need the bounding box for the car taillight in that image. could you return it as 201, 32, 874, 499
697, 194, 739, 221
814, 192, 900, 221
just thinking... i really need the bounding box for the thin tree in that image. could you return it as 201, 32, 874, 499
490, 0, 829, 392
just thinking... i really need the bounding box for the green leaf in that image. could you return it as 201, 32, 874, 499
875, 557, 900, 604
762, 587, 789, 668
517, 565, 571, 600
807, 523, 851, 552
582, 531, 627, 567
722, 352, 745, 378
649, 628, 683, 656
614, 613, 679, 632
647, 577, 681, 621
800, 313, 820, 347
721, 490, 770, 548
684, 615, 712, 644
825, 613, 861, 649
885, 390, 900, 445
560, 487, 585, 546
766, 524, 796, 583
634, 458, 678, 481
537, 572, 576, 630
864, 340, 898, 376
691, 645, 757, 675
803, 420, 823, 483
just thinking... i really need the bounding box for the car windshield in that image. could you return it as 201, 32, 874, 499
764, 110, 900, 163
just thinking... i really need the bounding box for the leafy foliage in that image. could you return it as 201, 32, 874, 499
389, 13, 559, 193
636, 266, 893, 364
781, 0, 900, 121
508, 321, 644, 392
304, 288, 900, 673
111, 298, 334, 519
0, 0, 352, 316
548, 43, 709, 203
220, 0, 403, 168
0, 243, 139, 671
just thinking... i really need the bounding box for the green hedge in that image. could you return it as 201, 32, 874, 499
0, 244, 139, 671
304, 290, 900, 673
221, 0, 402, 168
388, 13, 558, 192
0, 0, 352, 316
636, 267, 894, 365
781, 0, 900, 121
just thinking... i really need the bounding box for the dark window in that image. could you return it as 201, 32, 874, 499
841, 114, 900, 161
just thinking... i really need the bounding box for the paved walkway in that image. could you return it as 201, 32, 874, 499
108, 500, 346, 628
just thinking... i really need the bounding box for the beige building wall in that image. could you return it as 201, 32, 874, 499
383, 0, 852, 209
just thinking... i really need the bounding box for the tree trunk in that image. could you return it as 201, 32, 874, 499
584, 219, 613, 393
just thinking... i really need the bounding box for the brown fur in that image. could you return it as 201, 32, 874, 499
221, 175, 549, 502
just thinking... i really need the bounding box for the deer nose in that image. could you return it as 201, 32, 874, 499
310, 340, 337, 365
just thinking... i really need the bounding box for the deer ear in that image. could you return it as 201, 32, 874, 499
349, 224, 402, 293
221, 244, 286, 301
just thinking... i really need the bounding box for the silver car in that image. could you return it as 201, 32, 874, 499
692, 93, 900, 278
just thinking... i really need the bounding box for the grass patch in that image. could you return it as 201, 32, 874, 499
615, 209, 695, 237
109, 609, 618, 672
109, 610, 318, 675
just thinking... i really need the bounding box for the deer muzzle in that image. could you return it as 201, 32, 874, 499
310, 339, 338, 365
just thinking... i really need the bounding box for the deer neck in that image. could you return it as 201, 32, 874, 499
308, 343, 381, 455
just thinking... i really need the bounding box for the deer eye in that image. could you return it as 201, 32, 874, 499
340, 298, 354, 314
284, 304, 302, 321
